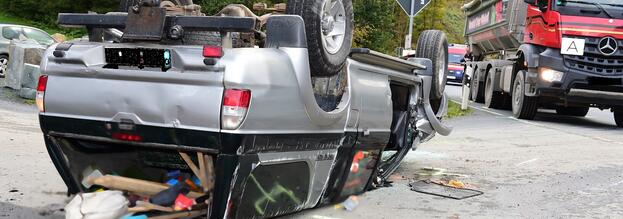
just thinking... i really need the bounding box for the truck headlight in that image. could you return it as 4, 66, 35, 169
538, 67, 564, 82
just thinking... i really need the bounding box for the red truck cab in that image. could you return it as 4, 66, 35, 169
463, 0, 623, 126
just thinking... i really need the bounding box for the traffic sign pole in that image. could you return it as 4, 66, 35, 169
407, 0, 415, 49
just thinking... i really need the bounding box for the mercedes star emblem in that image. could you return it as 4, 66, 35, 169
599, 37, 618, 56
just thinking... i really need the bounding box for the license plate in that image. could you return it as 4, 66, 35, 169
561, 38, 585, 56
105, 48, 172, 70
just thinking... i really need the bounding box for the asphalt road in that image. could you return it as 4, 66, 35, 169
1, 85, 623, 218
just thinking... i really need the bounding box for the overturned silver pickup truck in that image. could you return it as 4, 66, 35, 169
38, 0, 451, 218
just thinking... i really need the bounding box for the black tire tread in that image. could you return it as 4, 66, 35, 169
485, 71, 504, 109
513, 71, 538, 120
288, 0, 354, 77
415, 30, 448, 100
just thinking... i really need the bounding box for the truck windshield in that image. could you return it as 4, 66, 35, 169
449, 54, 463, 63
555, 0, 623, 19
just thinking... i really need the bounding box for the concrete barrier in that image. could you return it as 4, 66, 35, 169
4, 40, 46, 99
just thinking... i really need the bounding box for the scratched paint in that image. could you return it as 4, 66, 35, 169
236, 162, 310, 218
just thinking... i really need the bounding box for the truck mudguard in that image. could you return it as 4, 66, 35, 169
517, 43, 543, 69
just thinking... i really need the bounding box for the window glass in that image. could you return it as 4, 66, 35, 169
22, 28, 55, 45
2, 26, 21, 40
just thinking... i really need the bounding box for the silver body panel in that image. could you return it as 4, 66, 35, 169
40, 41, 449, 214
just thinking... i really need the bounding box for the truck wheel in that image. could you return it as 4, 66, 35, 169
614, 108, 623, 128
416, 30, 448, 101
484, 72, 504, 109
556, 106, 589, 117
471, 76, 485, 103
287, 0, 354, 77
512, 70, 538, 120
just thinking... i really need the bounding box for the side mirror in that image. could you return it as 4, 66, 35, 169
523, 0, 536, 5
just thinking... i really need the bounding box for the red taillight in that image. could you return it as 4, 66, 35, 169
112, 133, 142, 142
36, 75, 48, 112
223, 89, 251, 108
203, 46, 223, 58
37, 75, 48, 92
222, 89, 251, 130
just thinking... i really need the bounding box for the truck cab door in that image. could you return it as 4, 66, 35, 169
525, 0, 561, 48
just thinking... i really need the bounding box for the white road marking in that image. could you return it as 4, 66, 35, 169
515, 158, 539, 166
450, 100, 504, 116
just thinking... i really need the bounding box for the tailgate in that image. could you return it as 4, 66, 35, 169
40, 43, 223, 132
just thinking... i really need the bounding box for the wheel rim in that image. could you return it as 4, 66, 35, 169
436, 49, 446, 91
0, 57, 8, 77
513, 79, 522, 114
320, 0, 346, 55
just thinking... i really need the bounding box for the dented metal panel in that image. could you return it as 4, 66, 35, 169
41, 43, 224, 132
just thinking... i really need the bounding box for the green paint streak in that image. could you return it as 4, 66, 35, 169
249, 174, 302, 215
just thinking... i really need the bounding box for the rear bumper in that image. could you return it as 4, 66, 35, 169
41, 115, 380, 219
535, 48, 623, 107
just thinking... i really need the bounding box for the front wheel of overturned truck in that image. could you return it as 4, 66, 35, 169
415, 30, 449, 114
287, 0, 354, 77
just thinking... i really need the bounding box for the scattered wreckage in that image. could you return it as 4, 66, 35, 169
38, 0, 452, 218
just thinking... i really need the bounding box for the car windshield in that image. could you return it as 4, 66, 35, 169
449, 54, 463, 63
555, 0, 623, 19
2, 26, 55, 46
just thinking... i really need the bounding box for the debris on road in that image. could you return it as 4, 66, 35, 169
334, 195, 360, 212
409, 180, 483, 200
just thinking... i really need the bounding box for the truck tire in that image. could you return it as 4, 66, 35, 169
471, 75, 485, 103
484, 71, 504, 109
556, 106, 589, 117
416, 30, 449, 101
614, 108, 623, 128
512, 70, 538, 120
287, 0, 354, 77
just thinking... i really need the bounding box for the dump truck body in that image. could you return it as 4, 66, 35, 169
462, 0, 623, 126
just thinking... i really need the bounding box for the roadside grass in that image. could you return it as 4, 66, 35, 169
446, 101, 472, 118
0, 11, 85, 39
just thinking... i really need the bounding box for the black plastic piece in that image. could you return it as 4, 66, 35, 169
265, 15, 307, 48
204, 58, 217, 66
55, 42, 73, 51
52, 51, 65, 58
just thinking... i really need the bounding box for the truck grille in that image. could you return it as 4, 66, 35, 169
563, 36, 623, 76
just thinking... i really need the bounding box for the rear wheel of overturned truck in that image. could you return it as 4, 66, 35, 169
287, 0, 354, 77
377, 30, 449, 182
512, 70, 538, 120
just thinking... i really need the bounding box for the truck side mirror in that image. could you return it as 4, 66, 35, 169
523, 0, 536, 6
